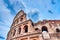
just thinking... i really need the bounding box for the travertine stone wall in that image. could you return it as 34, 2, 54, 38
6, 10, 60, 40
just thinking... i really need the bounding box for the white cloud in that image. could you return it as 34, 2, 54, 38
0, 0, 27, 40
0, 0, 14, 40
0, 0, 60, 40
9, 0, 26, 13
25, 8, 40, 22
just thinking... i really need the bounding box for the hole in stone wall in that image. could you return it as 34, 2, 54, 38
20, 18, 23, 21
56, 28, 60, 32
42, 26, 48, 32
13, 29, 16, 36
24, 25, 28, 33
19, 27, 21, 34
35, 28, 39, 31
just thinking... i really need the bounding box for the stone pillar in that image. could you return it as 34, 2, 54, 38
15, 27, 18, 36
19, 19, 21, 23
21, 26, 24, 34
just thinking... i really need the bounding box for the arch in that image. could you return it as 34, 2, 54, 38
20, 17, 23, 21
42, 26, 48, 32
19, 27, 21, 34
13, 29, 16, 36
35, 28, 39, 31
56, 28, 60, 32
24, 25, 28, 33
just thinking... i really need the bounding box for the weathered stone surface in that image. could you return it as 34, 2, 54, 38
6, 10, 60, 40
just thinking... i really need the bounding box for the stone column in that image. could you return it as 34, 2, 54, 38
15, 27, 18, 36
21, 26, 24, 34
19, 19, 20, 23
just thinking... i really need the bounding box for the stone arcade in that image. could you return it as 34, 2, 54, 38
7, 10, 60, 40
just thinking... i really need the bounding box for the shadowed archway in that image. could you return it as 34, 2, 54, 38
42, 26, 48, 32
24, 25, 28, 33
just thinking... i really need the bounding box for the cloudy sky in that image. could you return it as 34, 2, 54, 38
0, 0, 60, 40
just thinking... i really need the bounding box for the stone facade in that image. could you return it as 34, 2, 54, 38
7, 10, 60, 40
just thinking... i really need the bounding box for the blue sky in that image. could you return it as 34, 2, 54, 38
0, 0, 60, 40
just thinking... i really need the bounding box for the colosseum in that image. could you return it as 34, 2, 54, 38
7, 10, 60, 40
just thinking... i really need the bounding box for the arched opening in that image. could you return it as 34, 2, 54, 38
42, 26, 48, 32
13, 29, 16, 36
35, 28, 39, 31
56, 28, 60, 32
42, 26, 50, 39
32, 22, 34, 26
19, 27, 21, 34
20, 18, 23, 21
24, 25, 28, 33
